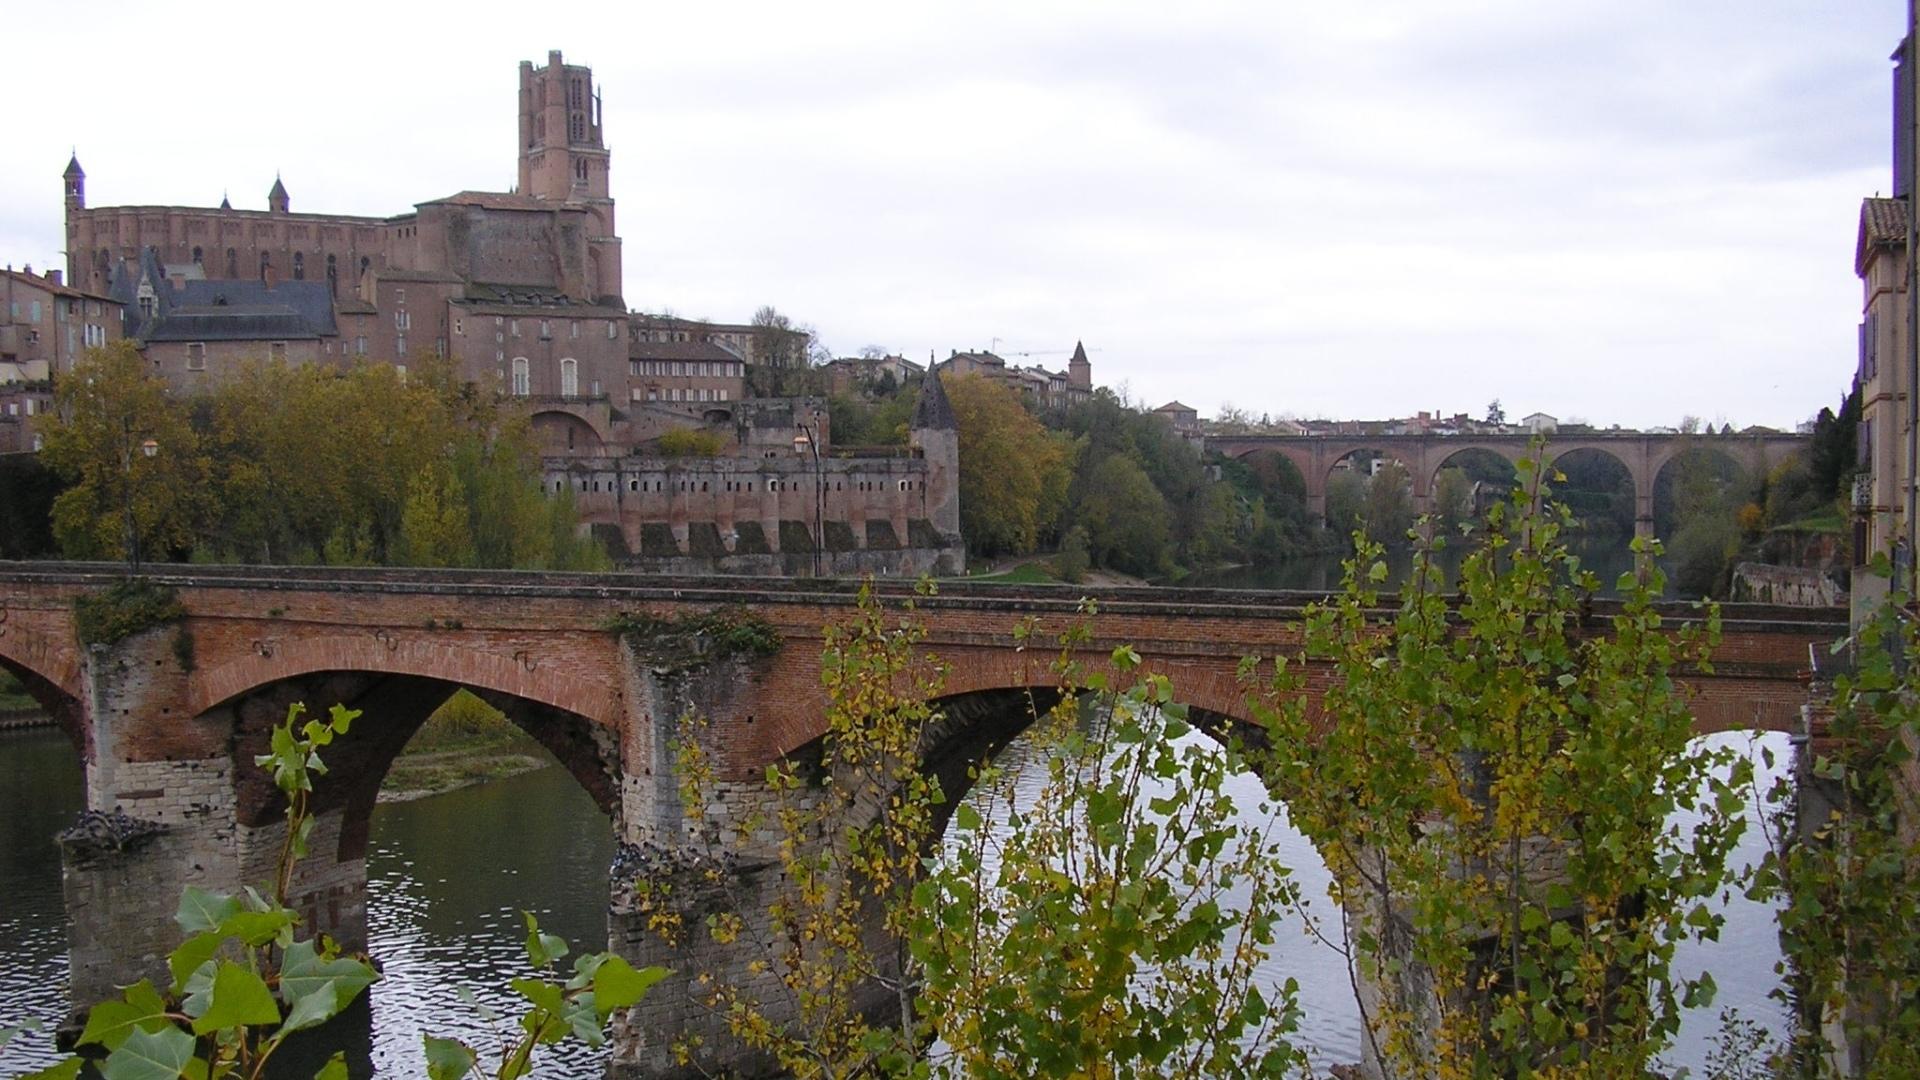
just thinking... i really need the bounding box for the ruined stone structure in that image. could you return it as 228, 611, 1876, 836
0, 561, 1839, 1076
1206, 431, 1808, 540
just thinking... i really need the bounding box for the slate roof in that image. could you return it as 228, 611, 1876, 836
418, 190, 554, 212
114, 248, 339, 342
912, 369, 957, 431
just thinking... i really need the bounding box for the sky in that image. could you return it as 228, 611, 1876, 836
0, 1, 1903, 430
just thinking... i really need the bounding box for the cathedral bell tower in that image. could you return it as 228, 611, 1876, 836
64, 153, 85, 211
516, 50, 621, 305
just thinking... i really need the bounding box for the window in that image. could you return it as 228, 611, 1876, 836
260, 251, 271, 280
646, 387, 657, 401
139, 295, 155, 318
395, 289, 405, 303
512, 357, 530, 396
30, 300, 42, 323
434, 338, 446, 358
607, 321, 618, 340
192, 246, 203, 265
540, 320, 551, 340
455, 319, 464, 336
395, 310, 411, 331
31, 433, 44, 452
570, 320, 579, 339
510, 319, 520, 338
293, 252, 305, 280
355, 336, 367, 356
560, 358, 578, 398
186, 343, 206, 370
269, 341, 287, 362
718, 389, 728, 402
326, 255, 337, 296
396, 335, 407, 355
227, 249, 238, 278
396, 365, 408, 383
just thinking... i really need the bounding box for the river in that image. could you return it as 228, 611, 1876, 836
1177, 534, 1657, 596
1, 711, 1792, 1078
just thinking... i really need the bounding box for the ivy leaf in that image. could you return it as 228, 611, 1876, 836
312, 1052, 350, 1080
280, 979, 342, 1034
281, 940, 377, 1014
100, 1026, 196, 1080
190, 962, 280, 1034
174, 886, 241, 935
423, 1035, 478, 1080
591, 955, 667, 1014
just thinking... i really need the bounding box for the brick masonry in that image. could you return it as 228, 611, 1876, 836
0, 563, 1844, 1073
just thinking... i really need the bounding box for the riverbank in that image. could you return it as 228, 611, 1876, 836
377, 689, 553, 803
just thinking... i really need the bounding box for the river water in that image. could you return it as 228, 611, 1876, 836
1, 711, 1792, 1079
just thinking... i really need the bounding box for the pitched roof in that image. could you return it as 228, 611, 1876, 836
629, 339, 742, 363
1070, 340, 1089, 365
1858, 196, 1908, 274
913, 369, 958, 431
64, 154, 83, 179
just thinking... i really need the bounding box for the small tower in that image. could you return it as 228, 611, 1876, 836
219, 191, 231, 210
268, 175, 289, 214
1068, 339, 1091, 391
909, 370, 964, 570
63, 153, 85, 211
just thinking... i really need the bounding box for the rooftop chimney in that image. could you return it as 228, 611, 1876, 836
47, 269, 62, 286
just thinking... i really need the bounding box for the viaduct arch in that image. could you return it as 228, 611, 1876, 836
1207, 432, 1808, 539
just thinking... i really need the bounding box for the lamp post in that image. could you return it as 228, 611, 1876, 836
123, 431, 157, 574
794, 425, 823, 578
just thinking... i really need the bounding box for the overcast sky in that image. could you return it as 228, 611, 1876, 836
1, 1, 1902, 429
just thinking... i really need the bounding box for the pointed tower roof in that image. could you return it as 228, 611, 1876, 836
911, 367, 958, 431
64, 152, 84, 178
219, 191, 232, 210
1070, 340, 1089, 365
268, 175, 288, 200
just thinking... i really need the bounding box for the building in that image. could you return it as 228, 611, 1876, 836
1153, 401, 1203, 441
1520, 412, 1558, 435
1856, 194, 1907, 602
932, 340, 1093, 411
1, 265, 121, 380
821, 353, 924, 395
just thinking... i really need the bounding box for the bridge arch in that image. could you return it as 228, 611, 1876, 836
0, 624, 87, 756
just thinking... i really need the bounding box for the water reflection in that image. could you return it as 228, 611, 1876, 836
0, 727, 84, 1072
0, 719, 1797, 1079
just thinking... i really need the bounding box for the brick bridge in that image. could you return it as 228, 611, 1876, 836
0, 563, 1842, 1077
1205, 431, 1808, 537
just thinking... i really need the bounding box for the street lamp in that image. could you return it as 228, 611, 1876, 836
123, 434, 158, 574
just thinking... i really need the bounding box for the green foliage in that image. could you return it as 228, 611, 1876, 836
1054, 524, 1091, 583
605, 605, 782, 666
945, 374, 1073, 558
828, 390, 916, 447
42, 341, 206, 562
1432, 466, 1474, 534
1075, 453, 1175, 576
663, 583, 949, 1074
73, 579, 186, 646
1249, 465, 1745, 1076
39, 355, 606, 571
654, 427, 726, 457
916, 640, 1307, 1078
1748, 571, 1920, 1074
1360, 458, 1415, 547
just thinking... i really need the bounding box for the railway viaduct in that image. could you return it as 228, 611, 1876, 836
0, 562, 1843, 1076
1205, 431, 1809, 537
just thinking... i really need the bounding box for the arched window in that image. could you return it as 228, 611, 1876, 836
292, 252, 304, 280
259, 251, 271, 280
225, 248, 237, 278
96, 249, 110, 285
511, 357, 530, 396
559, 358, 578, 398
191, 246, 203, 265
359, 255, 370, 278
326, 254, 337, 296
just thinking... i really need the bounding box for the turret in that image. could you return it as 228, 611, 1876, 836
268, 175, 289, 214
1068, 339, 1091, 390
63, 153, 85, 211
909, 370, 964, 567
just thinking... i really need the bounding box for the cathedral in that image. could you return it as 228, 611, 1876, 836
52, 51, 964, 575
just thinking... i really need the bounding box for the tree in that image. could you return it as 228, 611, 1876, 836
41, 342, 205, 562
751, 305, 811, 370
1250, 471, 1746, 1077
1361, 458, 1415, 547
943, 374, 1070, 558
1432, 466, 1474, 533
1486, 398, 1505, 425
1073, 453, 1172, 576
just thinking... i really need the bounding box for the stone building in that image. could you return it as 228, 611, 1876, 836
557, 378, 961, 576
931, 340, 1092, 411
0, 265, 120, 452
1856, 194, 1907, 607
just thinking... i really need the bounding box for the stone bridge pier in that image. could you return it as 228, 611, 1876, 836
0, 564, 1842, 1077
